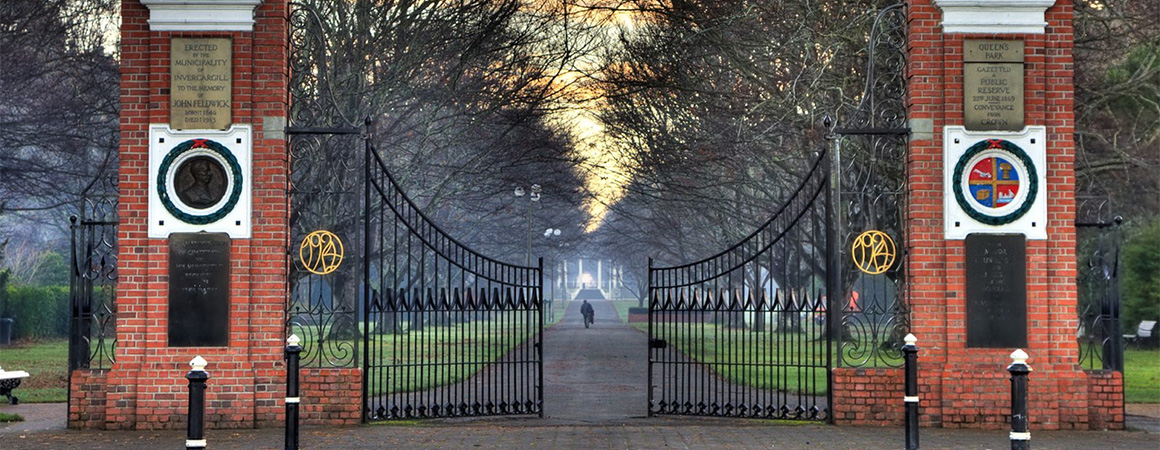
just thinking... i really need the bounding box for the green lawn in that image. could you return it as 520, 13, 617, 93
1125, 348, 1160, 403
0, 339, 68, 403
364, 314, 539, 395
612, 300, 639, 323
291, 307, 554, 396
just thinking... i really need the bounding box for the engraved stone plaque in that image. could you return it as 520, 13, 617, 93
170, 38, 232, 130
964, 40, 1024, 131
169, 232, 230, 347
965, 233, 1027, 348
964, 40, 1024, 63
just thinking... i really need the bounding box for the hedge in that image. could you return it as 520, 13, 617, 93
1, 285, 70, 340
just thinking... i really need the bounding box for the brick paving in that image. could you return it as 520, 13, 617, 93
1, 299, 1156, 448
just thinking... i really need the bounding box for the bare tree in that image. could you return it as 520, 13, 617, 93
1073, 0, 1160, 223
0, 0, 119, 215
290, 0, 596, 260
591, 1, 886, 269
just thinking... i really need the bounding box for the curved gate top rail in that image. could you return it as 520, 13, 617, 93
649, 148, 831, 279
647, 147, 834, 421
366, 141, 542, 285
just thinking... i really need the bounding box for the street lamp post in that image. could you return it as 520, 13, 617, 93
514, 184, 541, 266
543, 228, 561, 316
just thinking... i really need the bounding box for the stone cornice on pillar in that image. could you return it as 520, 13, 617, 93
935, 0, 1055, 34
139, 0, 262, 31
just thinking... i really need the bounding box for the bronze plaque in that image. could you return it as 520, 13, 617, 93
170, 38, 232, 130
174, 156, 228, 209
169, 232, 230, 347
964, 40, 1024, 131
965, 233, 1027, 348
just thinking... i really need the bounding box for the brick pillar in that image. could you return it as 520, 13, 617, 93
80, 0, 290, 430
903, 0, 1117, 430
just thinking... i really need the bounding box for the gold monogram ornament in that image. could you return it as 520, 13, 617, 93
300, 230, 344, 275
851, 230, 896, 275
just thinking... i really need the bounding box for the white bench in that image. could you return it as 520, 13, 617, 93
1124, 320, 1157, 349
0, 365, 30, 405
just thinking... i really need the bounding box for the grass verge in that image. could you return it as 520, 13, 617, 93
0, 412, 25, 422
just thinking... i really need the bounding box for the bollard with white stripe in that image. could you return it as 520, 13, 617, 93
1007, 349, 1032, 450
285, 334, 303, 450
903, 333, 919, 450
186, 356, 210, 450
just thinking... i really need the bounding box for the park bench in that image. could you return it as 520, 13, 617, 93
0, 365, 30, 405
1124, 320, 1157, 349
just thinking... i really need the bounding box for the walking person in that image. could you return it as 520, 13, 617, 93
580, 300, 595, 328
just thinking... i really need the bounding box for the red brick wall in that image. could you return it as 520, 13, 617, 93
1086, 370, 1125, 430
301, 368, 363, 426
71, 1, 365, 431
896, 1, 1119, 430
68, 370, 108, 429
832, 368, 905, 426
71, 0, 296, 430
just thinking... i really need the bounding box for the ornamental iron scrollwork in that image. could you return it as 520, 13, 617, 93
1075, 196, 1123, 372
851, 230, 897, 275
69, 175, 119, 371
300, 230, 344, 275
832, 2, 910, 369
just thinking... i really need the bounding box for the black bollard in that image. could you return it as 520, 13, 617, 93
285, 334, 303, 450
186, 356, 210, 450
903, 333, 919, 450
1007, 349, 1031, 450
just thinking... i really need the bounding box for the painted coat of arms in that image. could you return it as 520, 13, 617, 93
952, 139, 1038, 226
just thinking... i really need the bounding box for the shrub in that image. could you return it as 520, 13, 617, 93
2, 285, 69, 339
1123, 221, 1160, 328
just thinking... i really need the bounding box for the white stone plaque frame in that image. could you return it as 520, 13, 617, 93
149, 125, 252, 238
944, 126, 1047, 240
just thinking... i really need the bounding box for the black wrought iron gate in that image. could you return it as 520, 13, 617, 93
287, 3, 543, 422
647, 151, 835, 420
645, 3, 913, 422
1076, 198, 1124, 372
362, 138, 543, 419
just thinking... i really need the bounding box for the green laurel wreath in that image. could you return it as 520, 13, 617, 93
951, 139, 1038, 226
157, 139, 243, 225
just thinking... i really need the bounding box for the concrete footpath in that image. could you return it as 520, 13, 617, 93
2, 299, 1157, 449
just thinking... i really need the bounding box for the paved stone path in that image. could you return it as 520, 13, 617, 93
542, 298, 649, 423
1, 298, 1157, 448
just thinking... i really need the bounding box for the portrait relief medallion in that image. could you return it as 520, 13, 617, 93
174, 156, 228, 209
157, 138, 243, 225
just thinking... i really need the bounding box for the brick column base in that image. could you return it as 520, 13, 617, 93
68, 367, 362, 429
831, 365, 1122, 430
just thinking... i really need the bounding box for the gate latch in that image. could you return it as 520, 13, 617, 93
649, 338, 667, 349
